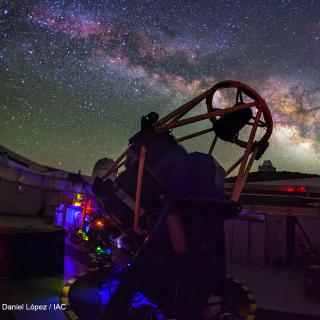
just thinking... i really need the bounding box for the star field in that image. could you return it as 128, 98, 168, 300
0, 0, 320, 175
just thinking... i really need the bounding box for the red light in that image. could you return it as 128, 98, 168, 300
95, 219, 104, 228
297, 186, 307, 193
284, 186, 307, 193
286, 186, 295, 192
86, 199, 92, 213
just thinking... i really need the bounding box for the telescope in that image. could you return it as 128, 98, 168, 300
92, 80, 273, 242
89, 80, 274, 319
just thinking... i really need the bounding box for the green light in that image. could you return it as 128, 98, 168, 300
96, 246, 104, 254
76, 193, 82, 201
82, 233, 89, 241
78, 230, 89, 241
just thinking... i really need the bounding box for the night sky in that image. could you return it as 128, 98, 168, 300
1, 0, 320, 176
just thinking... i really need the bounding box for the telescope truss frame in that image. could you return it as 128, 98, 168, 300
99, 80, 273, 233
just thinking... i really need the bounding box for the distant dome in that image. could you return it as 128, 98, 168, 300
258, 160, 276, 172
92, 158, 115, 180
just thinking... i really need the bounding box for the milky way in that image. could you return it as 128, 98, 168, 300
1, 0, 320, 175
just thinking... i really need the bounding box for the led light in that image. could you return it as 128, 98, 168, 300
86, 199, 92, 213
96, 219, 104, 227
286, 186, 295, 192
82, 233, 89, 241
297, 186, 307, 193
284, 186, 307, 193
114, 238, 122, 249
96, 246, 104, 254
55, 212, 63, 227
76, 193, 83, 201
105, 248, 112, 255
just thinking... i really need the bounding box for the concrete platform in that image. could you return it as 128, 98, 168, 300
1, 243, 319, 319
0, 243, 87, 320
228, 263, 320, 317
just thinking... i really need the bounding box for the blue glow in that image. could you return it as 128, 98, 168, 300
132, 292, 158, 309
105, 248, 112, 254
66, 206, 82, 227
55, 211, 64, 226
99, 279, 165, 319
100, 279, 120, 305
113, 238, 123, 249
56, 203, 65, 212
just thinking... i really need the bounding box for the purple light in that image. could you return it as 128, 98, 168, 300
114, 238, 122, 249
55, 212, 64, 227
99, 279, 165, 319
65, 206, 83, 228
56, 203, 65, 212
